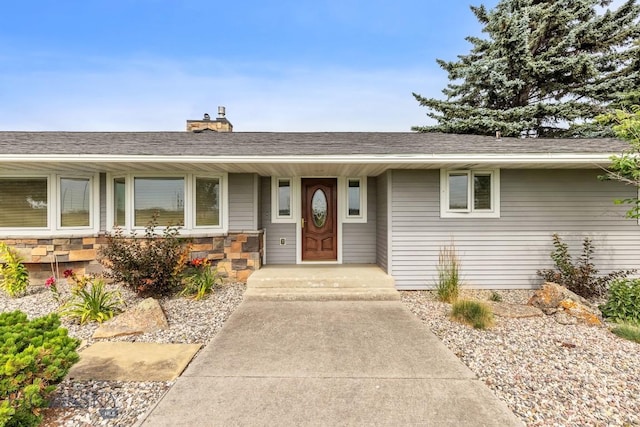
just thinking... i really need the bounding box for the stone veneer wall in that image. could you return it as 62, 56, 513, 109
0, 231, 263, 284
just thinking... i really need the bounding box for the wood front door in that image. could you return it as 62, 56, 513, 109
302, 178, 338, 261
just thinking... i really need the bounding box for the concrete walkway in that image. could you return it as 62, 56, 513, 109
138, 298, 523, 426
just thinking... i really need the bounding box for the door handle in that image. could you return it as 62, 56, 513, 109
301, 218, 305, 229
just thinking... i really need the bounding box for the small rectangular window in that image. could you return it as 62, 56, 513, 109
195, 177, 220, 226
60, 178, 91, 227
441, 169, 500, 218
348, 179, 361, 216
113, 177, 126, 227
0, 178, 48, 227
134, 177, 184, 227
278, 179, 291, 217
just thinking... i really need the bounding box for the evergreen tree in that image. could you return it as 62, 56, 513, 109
413, 0, 640, 137
600, 105, 640, 217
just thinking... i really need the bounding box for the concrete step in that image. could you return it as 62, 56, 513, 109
247, 265, 395, 289
244, 287, 400, 302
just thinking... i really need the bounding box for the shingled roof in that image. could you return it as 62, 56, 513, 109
0, 131, 628, 156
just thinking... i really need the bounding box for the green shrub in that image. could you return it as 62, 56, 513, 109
0, 243, 29, 298
537, 233, 634, 299
600, 278, 640, 326
611, 323, 640, 344
0, 311, 80, 427
450, 300, 494, 330
180, 258, 222, 300
489, 291, 503, 302
436, 243, 461, 303
99, 212, 191, 297
60, 277, 124, 324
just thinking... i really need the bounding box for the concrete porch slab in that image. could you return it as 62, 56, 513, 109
246, 264, 399, 301
66, 342, 202, 382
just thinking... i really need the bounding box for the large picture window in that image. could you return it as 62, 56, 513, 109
0, 174, 97, 234
441, 169, 500, 218
134, 177, 185, 227
0, 178, 48, 228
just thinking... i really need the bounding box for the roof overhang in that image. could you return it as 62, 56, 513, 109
0, 153, 615, 176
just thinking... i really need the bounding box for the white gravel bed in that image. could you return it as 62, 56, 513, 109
4, 285, 639, 426
1, 282, 245, 427
400, 290, 640, 427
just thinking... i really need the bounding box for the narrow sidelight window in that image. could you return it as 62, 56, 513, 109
113, 177, 126, 227
348, 179, 361, 216
278, 178, 291, 217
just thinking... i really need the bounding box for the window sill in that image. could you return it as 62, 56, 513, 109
440, 211, 500, 219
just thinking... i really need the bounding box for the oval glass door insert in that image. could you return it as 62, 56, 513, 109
312, 189, 328, 228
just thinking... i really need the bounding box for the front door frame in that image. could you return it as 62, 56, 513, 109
296, 176, 342, 264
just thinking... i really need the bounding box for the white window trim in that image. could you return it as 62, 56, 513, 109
106, 172, 228, 235
341, 176, 367, 223
440, 169, 500, 218
271, 176, 299, 223
0, 172, 99, 236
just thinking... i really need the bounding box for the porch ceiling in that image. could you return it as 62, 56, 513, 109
0, 154, 612, 176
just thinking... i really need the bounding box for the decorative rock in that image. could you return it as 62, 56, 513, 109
554, 311, 579, 325
93, 298, 169, 339
527, 282, 602, 326
485, 301, 544, 318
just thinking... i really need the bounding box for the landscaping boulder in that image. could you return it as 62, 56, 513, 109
93, 297, 169, 339
485, 301, 544, 318
527, 282, 602, 326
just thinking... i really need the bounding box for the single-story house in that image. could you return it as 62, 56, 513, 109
1, 111, 638, 289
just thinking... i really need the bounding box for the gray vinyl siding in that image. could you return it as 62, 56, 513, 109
376, 171, 389, 272
257, 175, 263, 230
342, 177, 377, 263
390, 169, 640, 290
228, 173, 258, 231
260, 177, 296, 264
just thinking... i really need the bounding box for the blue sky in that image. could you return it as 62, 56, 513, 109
0, 0, 619, 132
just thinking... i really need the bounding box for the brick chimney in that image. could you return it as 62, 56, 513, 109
187, 106, 233, 132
